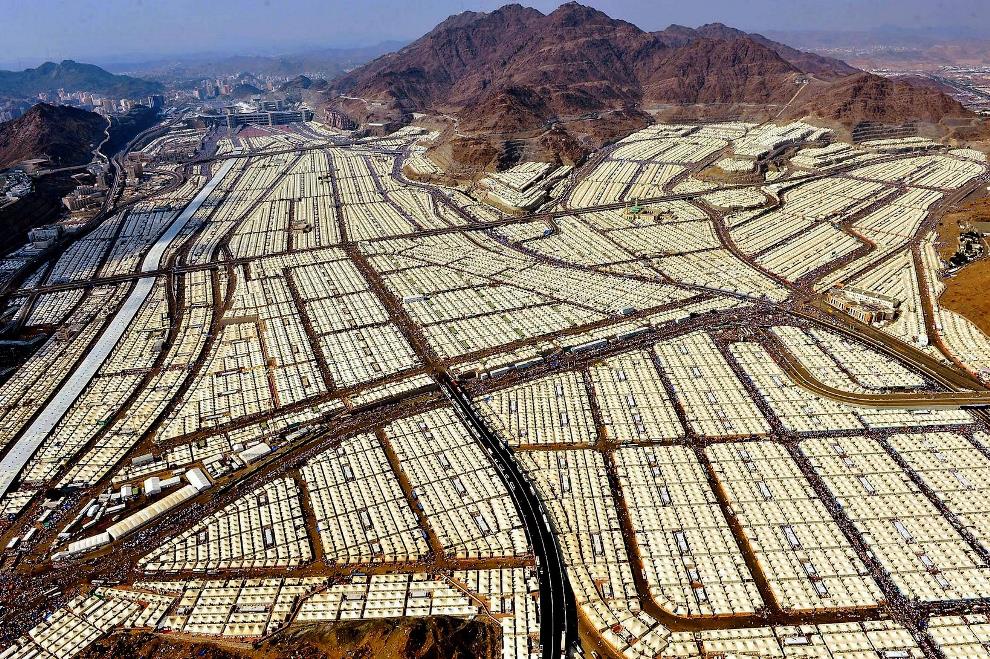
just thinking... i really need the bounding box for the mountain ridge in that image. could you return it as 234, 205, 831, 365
0, 60, 162, 99
327, 2, 974, 172
0, 103, 106, 169
660, 23, 860, 79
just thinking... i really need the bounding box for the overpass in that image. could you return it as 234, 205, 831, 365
0, 150, 241, 500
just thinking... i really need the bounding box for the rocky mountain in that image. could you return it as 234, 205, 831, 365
784, 72, 970, 124
0, 60, 161, 99
104, 105, 160, 155
789, 72, 973, 125
331, 3, 821, 119
334, 2, 967, 119
329, 2, 974, 172
661, 23, 860, 80
0, 103, 106, 169
276, 75, 330, 106
632, 36, 799, 108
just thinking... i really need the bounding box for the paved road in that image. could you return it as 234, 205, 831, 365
8, 188, 766, 298
794, 301, 985, 393
188, 138, 401, 164
768, 334, 990, 409
439, 374, 576, 659
0, 152, 241, 500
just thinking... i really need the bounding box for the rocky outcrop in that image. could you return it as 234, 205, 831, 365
0, 103, 106, 169
787, 72, 970, 124
278, 75, 328, 93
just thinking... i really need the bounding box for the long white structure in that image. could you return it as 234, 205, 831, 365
0, 153, 241, 499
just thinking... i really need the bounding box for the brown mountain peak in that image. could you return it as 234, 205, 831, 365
0, 103, 106, 170
328, 2, 976, 174
547, 2, 621, 27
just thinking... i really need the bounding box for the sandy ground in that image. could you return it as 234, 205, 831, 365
935, 190, 990, 336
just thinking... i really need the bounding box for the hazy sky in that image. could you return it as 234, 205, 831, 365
2, 0, 988, 67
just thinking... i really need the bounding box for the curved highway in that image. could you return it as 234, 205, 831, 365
765, 330, 990, 409
439, 373, 576, 659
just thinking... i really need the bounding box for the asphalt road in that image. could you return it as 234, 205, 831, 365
771, 339, 990, 409
794, 301, 986, 393
439, 373, 577, 659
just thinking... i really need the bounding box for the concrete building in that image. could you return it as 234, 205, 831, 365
124, 152, 149, 181
325, 109, 357, 130
255, 98, 284, 112
28, 225, 62, 249
826, 285, 899, 324
224, 107, 314, 131
62, 185, 106, 211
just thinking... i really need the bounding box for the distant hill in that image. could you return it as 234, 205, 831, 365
763, 27, 990, 70
106, 43, 405, 81
0, 60, 162, 99
0, 103, 106, 169
276, 75, 329, 104
278, 75, 328, 93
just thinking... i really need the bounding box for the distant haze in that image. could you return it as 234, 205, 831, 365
2, 0, 988, 68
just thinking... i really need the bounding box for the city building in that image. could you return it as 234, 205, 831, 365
124, 152, 148, 180
62, 184, 106, 211
826, 285, 899, 324
255, 98, 284, 112
325, 109, 357, 130
27, 225, 62, 249
223, 106, 314, 131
